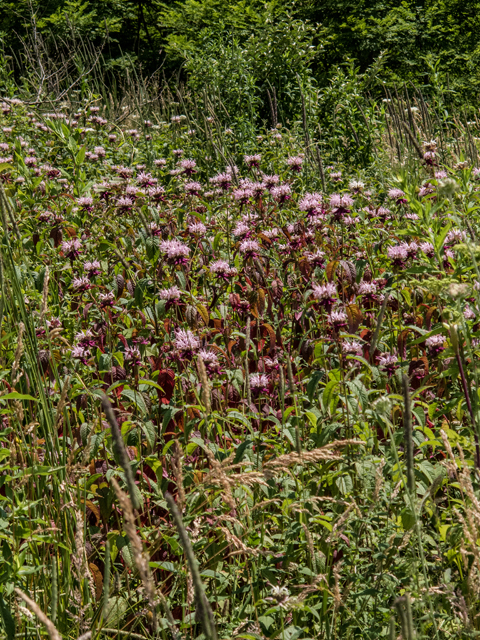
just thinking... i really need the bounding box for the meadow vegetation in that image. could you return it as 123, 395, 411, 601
0, 3, 480, 640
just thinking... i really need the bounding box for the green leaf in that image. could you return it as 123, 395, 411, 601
98, 353, 112, 373
323, 380, 339, 412
213, 232, 223, 253
139, 379, 165, 393
401, 506, 416, 531
104, 596, 127, 627
121, 389, 148, 415
307, 370, 324, 402
234, 439, 252, 463
305, 410, 318, 429
434, 222, 451, 254
156, 299, 167, 318
141, 421, 156, 449
145, 236, 159, 260
0, 594, 15, 640
0, 393, 38, 402
176, 270, 186, 290
134, 278, 149, 308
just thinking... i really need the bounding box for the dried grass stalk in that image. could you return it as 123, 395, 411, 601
196, 356, 211, 414
55, 376, 70, 427
332, 563, 342, 611
14, 588, 62, 640
73, 509, 96, 604
11, 321, 25, 385
219, 526, 260, 556
263, 440, 362, 477
301, 523, 317, 573
111, 478, 159, 633
327, 502, 358, 543
373, 458, 386, 502
204, 449, 235, 510
40, 265, 50, 320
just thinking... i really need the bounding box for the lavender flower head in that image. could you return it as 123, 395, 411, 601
271, 184, 291, 204
263, 228, 280, 239
244, 154, 261, 168
210, 172, 232, 190
72, 276, 91, 292
358, 281, 383, 304
250, 373, 269, 394
137, 172, 157, 187
378, 353, 398, 377
180, 159, 197, 176
239, 239, 260, 260
426, 334, 445, 356
159, 286, 182, 307
249, 181, 266, 199
233, 187, 254, 205
342, 340, 363, 356
174, 329, 200, 358
388, 188, 407, 205
262, 174, 280, 191
349, 180, 365, 193
445, 229, 467, 246
77, 196, 94, 212
233, 221, 252, 239
210, 260, 238, 281
387, 245, 408, 268
420, 242, 435, 258
84, 260, 101, 278
184, 181, 202, 196
464, 304, 476, 320
62, 238, 82, 260
71, 345, 90, 365
116, 196, 134, 213
147, 186, 165, 202
329, 193, 354, 219
99, 291, 115, 308
313, 282, 337, 311
305, 250, 326, 269
402, 241, 418, 259
286, 156, 303, 172
199, 349, 219, 364
188, 221, 207, 236
125, 185, 140, 199
327, 310, 348, 331
199, 348, 221, 374
299, 193, 323, 217
160, 239, 190, 265
124, 345, 142, 366
75, 329, 96, 347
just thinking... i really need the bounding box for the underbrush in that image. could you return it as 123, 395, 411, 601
0, 94, 479, 640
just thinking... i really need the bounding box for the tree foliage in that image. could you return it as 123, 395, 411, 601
1, 0, 480, 121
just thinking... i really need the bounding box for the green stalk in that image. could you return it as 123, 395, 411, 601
165, 492, 218, 640
402, 374, 415, 492
101, 394, 140, 509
